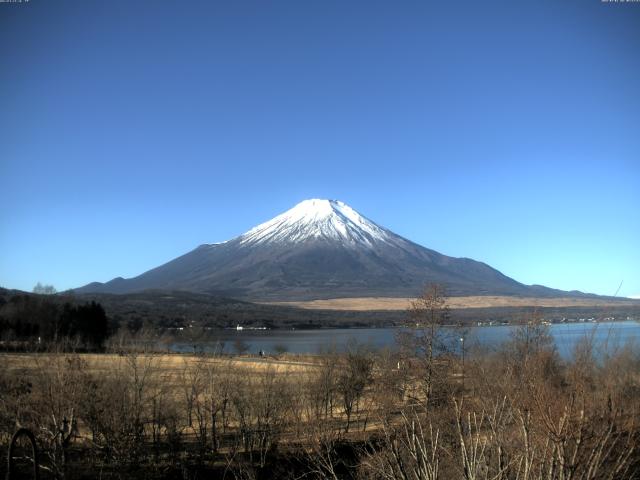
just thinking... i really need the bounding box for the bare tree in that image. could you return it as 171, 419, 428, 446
28, 349, 84, 479
33, 282, 57, 295
234, 339, 250, 356
360, 405, 441, 480
79, 350, 159, 471
336, 341, 373, 433
273, 343, 289, 357
307, 348, 339, 422
397, 283, 450, 406
301, 416, 348, 480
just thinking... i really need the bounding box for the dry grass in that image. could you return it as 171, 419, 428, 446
265, 295, 640, 311
0, 352, 318, 379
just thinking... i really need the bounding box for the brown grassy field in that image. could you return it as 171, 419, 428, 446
0, 352, 318, 378
265, 295, 640, 311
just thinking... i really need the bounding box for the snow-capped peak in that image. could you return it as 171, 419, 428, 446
238, 199, 395, 248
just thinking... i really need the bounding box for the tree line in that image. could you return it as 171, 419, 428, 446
0, 293, 111, 348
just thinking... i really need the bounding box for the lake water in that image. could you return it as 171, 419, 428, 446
171, 321, 640, 359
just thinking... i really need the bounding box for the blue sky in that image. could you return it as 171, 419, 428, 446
1, 0, 639, 297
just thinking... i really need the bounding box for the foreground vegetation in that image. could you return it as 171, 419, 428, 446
1, 285, 639, 479
2, 335, 639, 478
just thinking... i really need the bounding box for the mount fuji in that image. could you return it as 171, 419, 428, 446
77, 199, 576, 300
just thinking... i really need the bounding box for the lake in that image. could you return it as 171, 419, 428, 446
171, 321, 640, 359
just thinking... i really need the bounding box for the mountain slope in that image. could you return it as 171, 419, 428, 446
77, 199, 580, 300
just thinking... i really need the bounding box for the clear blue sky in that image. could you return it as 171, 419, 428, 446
1, 0, 639, 297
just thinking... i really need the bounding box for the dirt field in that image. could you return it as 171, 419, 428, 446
265, 295, 640, 311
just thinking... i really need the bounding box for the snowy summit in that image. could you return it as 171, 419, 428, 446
239, 199, 394, 248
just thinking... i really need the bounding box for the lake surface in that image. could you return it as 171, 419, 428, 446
171, 321, 640, 359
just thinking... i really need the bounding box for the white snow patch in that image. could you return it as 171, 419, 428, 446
237, 199, 402, 249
